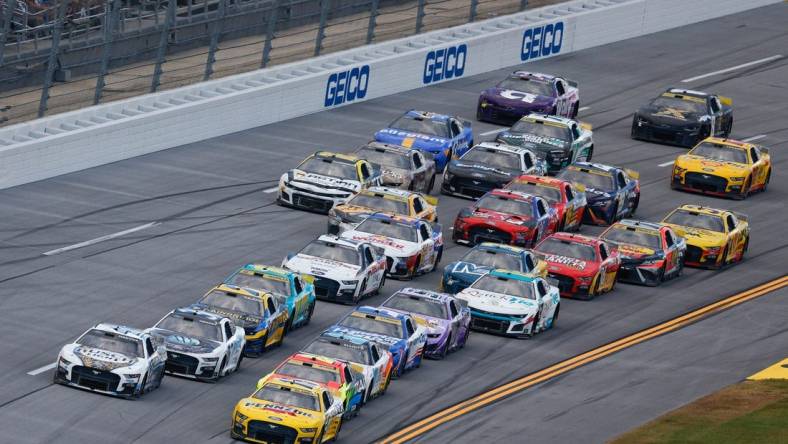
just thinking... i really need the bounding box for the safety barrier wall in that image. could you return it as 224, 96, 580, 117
0, 0, 780, 189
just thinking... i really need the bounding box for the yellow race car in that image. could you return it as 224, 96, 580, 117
327, 186, 438, 235
661, 204, 749, 269
671, 137, 771, 200
231, 377, 344, 443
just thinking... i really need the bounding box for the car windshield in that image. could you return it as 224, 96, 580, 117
476, 194, 533, 216
497, 77, 554, 96
664, 210, 725, 232
226, 270, 291, 296
77, 330, 143, 358
536, 237, 598, 261
460, 148, 520, 169
198, 290, 263, 316
254, 386, 319, 411
278, 362, 340, 384
303, 340, 371, 365
300, 241, 360, 265
460, 248, 523, 271
690, 142, 748, 164
651, 96, 706, 115
356, 218, 418, 242
506, 181, 562, 202
509, 120, 570, 141
298, 157, 358, 180
338, 314, 404, 338
156, 314, 221, 341
358, 147, 411, 169
389, 114, 449, 138
602, 227, 662, 250
382, 294, 448, 319
558, 168, 614, 191
348, 194, 409, 215
471, 275, 535, 300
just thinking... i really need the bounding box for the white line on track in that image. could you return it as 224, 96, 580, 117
27, 362, 56, 376
263, 186, 279, 193
578, 106, 590, 112
480, 128, 506, 136
742, 134, 767, 142
658, 160, 675, 167
681, 55, 783, 82
42, 222, 159, 256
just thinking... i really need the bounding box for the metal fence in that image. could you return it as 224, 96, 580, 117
0, 0, 555, 126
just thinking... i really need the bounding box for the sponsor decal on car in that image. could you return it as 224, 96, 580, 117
545, 254, 587, 270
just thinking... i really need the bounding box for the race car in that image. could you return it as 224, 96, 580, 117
355, 142, 436, 193
631, 88, 733, 147
302, 331, 393, 403
505, 174, 586, 232
380, 288, 471, 359
456, 269, 560, 338
231, 377, 344, 443
557, 162, 640, 225
496, 113, 593, 174
283, 235, 387, 304
340, 213, 443, 279
327, 306, 427, 377
53, 323, 166, 398
190, 284, 286, 357
477, 71, 581, 125
327, 186, 438, 235
661, 204, 749, 269
534, 232, 621, 300
671, 137, 772, 199
147, 307, 245, 381
224, 264, 317, 332
442, 242, 547, 294
440, 142, 546, 199
278, 151, 381, 213
256, 353, 365, 420
452, 189, 558, 247
374, 110, 474, 172
599, 219, 686, 286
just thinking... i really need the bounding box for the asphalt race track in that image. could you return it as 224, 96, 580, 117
0, 4, 786, 444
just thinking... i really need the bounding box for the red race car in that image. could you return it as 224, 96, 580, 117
505, 174, 586, 232
533, 232, 620, 300
453, 189, 558, 247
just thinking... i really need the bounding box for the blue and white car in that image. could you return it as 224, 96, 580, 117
442, 242, 546, 294
327, 306, 426, 377
456, 269, 560, 338
374, 110, 474, 172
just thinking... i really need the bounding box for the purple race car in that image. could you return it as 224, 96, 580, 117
477, 71, 580, 125
380, 288, 470, 359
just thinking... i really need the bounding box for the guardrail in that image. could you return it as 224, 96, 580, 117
0, 0, 780, 190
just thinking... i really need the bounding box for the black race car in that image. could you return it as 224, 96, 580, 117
631, 88, 733, 147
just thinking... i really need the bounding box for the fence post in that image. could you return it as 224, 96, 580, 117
203, 0, 227, 81
0, 0, 19, 65
415, 0, 425, 34
520, 0, 528, 11
469, 0, 478, 22
314, 0, 329, 56
365, 0, 378, 44
37, 0, 67, 118
260, 0, 279, 68
151, 0, 176, 93
94, 0, 121, 105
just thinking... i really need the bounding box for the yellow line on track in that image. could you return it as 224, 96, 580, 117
379, 275, 788, 444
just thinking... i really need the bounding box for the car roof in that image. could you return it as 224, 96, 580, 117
665, 87, 710, 98
315, 234, 363, 250
313, 151, 363, 164
512, 174, 569, 188
511, 71, 556, 81
391, 287, 452, 302
489, 268, 538, 283
366, 212, 422, 227
93, 323, 146, 340
675, 204, 730, 217
519, 113, 576, 127
476, 242, 527, 255
700, 137, 754, 151
548, 232, 603, 246
614, 219, 665, 232
487, 188, 538, 202
353, 306, 408, 322
208, 284, 272, 303
359, 141, 411, 155
262, 376, 325, 395
568, 162, 619, 174
404, 110, 450, 122
319, 330, 373, 347
288, 352, 347, 370
359, 186, 418, 202
171, 307, 224, 324
471, 141, 530, 155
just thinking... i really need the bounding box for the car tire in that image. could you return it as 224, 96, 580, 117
304, 301, 315, 325
530, 230, 540, 248
438, 334, 451, 359
528, 313, 540, 338
717, 244, 729, 269
285, 313, 294, 333
586, 145, 594, 162
236, 353, 244, 372
376, 273, 387, 295
380, 369, 392, 395
725, 117, 733, 137
550, 304, 560, 329
631, 195, 640, 216
409, 256, 421, 280
476, 106, 483, 121
762, 169, 771, 192
734, 176, 751, 200
430, 248, 443, 272
212, 358, 226, 382
571, 103, 579, 119
607, 203, 619, 225
397, 351, 409, 378
630, 118, 640, 140
134, 373, 148, 398
427, 175, 436, 194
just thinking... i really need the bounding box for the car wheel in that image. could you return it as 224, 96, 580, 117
607, 203, 619, 225
725, 117, 733, 137
427, 174, 435, 194
304, 301, 315, 325
631, 195, 640, 216
438, 334, 451, 359
717, 244, 729, 269
409, 256, 421, 280
135, 373, 148, 398
735, 177, 750, 200
285, 312, 294, 333
530, 230, 540, 248
376, 273, 387, 295
476, 106, 483, 121
587, 277, 599, 300
762, 169, 771, 192
380, 369, 392, 395
528, 313, 540, 338
236, 353, 244, 372
397, 351, 409, 377
430, 248, 443, 272
630, 117, 640, 140
650, 263, 666, 286
586, 145, 594, 162
212, 358, 226, 382
571, 102, 579, 119
550, 304, 560, 328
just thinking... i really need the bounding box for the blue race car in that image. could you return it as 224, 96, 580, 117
442, 242, 545, 294
374, 110, 474, 172
224, 264, 317, 332
327, 306, 427, 377
557, 162, 640, 226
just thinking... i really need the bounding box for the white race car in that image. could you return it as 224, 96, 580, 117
456, 269, 560, 338
53, 323, 166, 398
341, 213, 443, 279
283, 234, 387, 304
147, 307, 245, 382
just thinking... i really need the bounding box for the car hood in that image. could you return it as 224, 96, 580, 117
64, 344, 139, 371
482, 88, 555, 109
606, 241, 657, 260
496, 131, 567, 156
675, 155, 749, 174
326, 326, 403, 348
637, 105, 702, 125
375, 128, 450, 153
661, 224, 727, 247
237, 398, 320, 426
448, 160, 520, 180
540, 253, 596, 275
457, 288, 537, 316
465, 208, 533, 227
192, 304, 263, 329
380, 166, 413, 184
288, 169, 361, 193
335, 204, 398, 220
446, 261, 495, 281
341, 230, 420, 256
149, 329, 220, 354
286, 254, 361, 280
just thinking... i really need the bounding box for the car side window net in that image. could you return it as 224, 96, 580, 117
565, 185, 574, 200
449, 301, 459, 318
223, 322, 233, 339
750, 148, 759, 163
294, 277, 303, 294
413, 153, 423, 168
